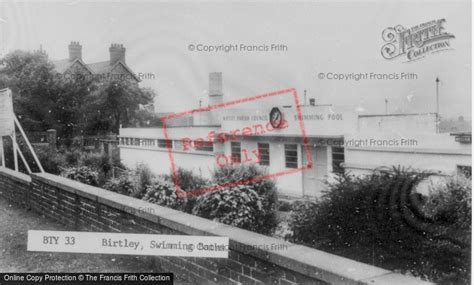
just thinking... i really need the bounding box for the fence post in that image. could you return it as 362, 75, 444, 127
46, 129, 57, 152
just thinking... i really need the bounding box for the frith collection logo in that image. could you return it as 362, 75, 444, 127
381, 19, 455, 62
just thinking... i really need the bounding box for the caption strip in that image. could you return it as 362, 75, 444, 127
27, 230, 229, 258
0, 273, 173, 284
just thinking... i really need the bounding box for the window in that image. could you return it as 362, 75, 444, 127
231, 142, 241, 163
157, 139, 171, 148
257, 143, 270, 166
174, 140, 183, 151
194, 140, 214, 152
142, 139, 155, 147
284, 144, 298, 168
332, 146, 345, 174
457, 165, 471, 178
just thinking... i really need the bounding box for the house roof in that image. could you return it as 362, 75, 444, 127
52, 59, 140, 82
87, 60, 111, 74
51, 58, 72, 73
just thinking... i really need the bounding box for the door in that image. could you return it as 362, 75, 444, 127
302, 145, 328, 197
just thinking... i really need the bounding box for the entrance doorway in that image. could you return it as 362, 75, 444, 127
302, 145, 328, 197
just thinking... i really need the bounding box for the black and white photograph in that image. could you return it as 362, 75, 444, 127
0, 1, 471, 284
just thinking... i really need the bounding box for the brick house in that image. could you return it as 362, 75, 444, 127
52, 41, 140, 84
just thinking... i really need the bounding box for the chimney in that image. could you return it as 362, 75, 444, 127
34, 45, 48, 59
309, 98, 316, 106
109, 43, 126, 65
68, 41, 82, 61
209, 72, 223, 105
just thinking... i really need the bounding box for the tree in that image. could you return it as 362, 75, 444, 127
0, 50, 156, 138
0, 50, 59, 131
87, 80, 154, 133
53, 76, 97, 137
0, 51, 96, 138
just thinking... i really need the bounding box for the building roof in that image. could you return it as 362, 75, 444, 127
358, 112, 437, 118
51, 59, 140, 82
51, 58, 72, 73
86, 60, 111, 74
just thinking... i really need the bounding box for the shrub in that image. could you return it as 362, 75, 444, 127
164, 168, 209, 213
61, 166, 99, 186
34, 146, 67, 174
277, 200, 292, 212
62, 148, 82, 166
288, 167, 470, 284
168, 168, 209, 192
192, 164, 278, 235
142, 177, 187, 210
135, 163, 155, 198
104, 174, 136, 196
212, 164, 278, 214
103, 163, 153, 198
79, 152, 112, 175
289, 201, 320, 245
79, 152, 116, 186
424, 174, 471, 230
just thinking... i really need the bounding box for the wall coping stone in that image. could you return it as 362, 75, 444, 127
0, 167, 31, 183
361, 273, 434, 285
16, 171, 432, 284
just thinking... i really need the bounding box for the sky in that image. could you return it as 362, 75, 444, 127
0, 0, 471, 119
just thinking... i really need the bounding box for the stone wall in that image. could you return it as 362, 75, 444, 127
0, 167, 431, 285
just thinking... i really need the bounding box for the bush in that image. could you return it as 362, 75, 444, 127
289, 201, 320, 244
277, 200, 292, 212
424, 174, 471, 230
164, 168, 209, 213
104, 174, 136, 196
35, 146, 67, 174
79, 152, 112, 174
288, 167, 470, 284
135, 163, 155, 198
192, 164, 278, 235
212, 164, 278, 214
142, 177, 187, 210
103, 163, 153, 198
62, 148, 82, 166
79, 152, 116, 186
61, 166, 99, 186
167, 168, 209, 192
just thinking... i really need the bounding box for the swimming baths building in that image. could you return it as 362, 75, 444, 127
119, 73, 471, 198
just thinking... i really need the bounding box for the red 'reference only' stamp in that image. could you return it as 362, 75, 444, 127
161, 88, 312, 198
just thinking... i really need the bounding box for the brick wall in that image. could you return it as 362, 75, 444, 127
0, 167, 431, 285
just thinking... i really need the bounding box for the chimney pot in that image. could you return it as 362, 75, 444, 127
68, 41, 82, 61
109, 43, 126, 65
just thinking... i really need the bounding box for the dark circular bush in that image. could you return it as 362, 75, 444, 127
288, 167, 470, 284
192, 164, 278, 235
142, 177, 187, 211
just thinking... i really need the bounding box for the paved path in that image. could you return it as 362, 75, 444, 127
0, 197, 157, 272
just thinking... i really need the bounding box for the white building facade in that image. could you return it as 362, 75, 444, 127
119, 73, 471, 198
343, 113, 471, 177
119, 103, 355, 198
